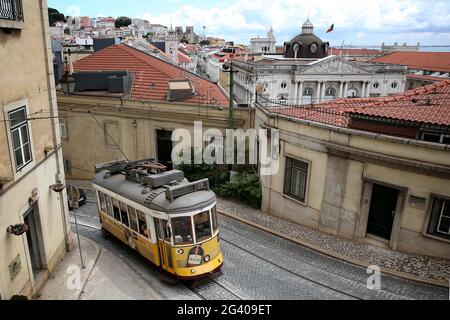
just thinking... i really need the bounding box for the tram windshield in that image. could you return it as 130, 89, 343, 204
194, 211, 212, 242
169, 205, 218, 245
171, 216, 194, 245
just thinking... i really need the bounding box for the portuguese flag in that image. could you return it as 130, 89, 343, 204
326, 24, 334, 33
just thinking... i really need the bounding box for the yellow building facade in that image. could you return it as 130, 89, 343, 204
57, 95, 253, 179
255, 106, 450, 259
0, 0, 72, 299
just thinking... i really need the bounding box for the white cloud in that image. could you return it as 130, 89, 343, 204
67, 4, 81, 17
138, 0, 450, 45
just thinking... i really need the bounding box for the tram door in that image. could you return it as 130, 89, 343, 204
156, 218, 174, 273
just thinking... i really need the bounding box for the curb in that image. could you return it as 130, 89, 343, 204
218, 210, 449, 288
76, 235, 102, 300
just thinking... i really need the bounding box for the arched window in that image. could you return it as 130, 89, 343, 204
391, 81, 398, 89
347, 87, 358, 98
280, 81, 287, 89
324, 88, 336, 101
372, 82, 380, 89
293, 43, 300, 58
302, 87, 314, 105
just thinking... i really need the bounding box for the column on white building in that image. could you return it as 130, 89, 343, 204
316, 81, 321, 104
298, 81, 304, 105
343, 81, 349, 98
321, 81, 326, 102
339, 81, 344, 98
365, 82, 371, 98
293, 81, 299, 105
361, 81, 366, 98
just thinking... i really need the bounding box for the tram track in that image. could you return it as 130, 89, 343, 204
187, 277, 244, 300
218, 224, 364, 300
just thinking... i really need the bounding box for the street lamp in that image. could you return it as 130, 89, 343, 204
60, 56, 76, 94
222, 61, 237, 129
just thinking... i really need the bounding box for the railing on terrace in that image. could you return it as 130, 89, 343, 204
255, 93, 450, 143
255, 94, 353, 127
232, 60, 296, 72
0, 0, 23, 21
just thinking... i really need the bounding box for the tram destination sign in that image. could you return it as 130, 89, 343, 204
165, 179, 210, 202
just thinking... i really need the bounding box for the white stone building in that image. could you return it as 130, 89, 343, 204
250, 26, 276, 54
233, 20, 407, 107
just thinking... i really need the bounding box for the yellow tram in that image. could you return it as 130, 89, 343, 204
92, 159, 223, 280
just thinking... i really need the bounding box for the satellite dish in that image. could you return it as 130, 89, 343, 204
255, 82, 265, 94
68, 185, 80, 209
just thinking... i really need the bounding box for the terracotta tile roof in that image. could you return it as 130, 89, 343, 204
407, 74, 448, 82
370, 52, 450, 73
329, 48, 383, 56
178, 51, 192, 64
348, 80, 450, 126
269, 80, 450, 127
73, 44, 228, 107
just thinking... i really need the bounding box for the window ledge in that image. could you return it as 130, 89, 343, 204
282, 193, 307, 207
421, 231, 450, 244
0, 19, 24, 30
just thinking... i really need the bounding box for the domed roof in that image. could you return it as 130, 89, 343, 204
290, 33, 323, 46
283, 19, 329, 59
302, 19, 313, 29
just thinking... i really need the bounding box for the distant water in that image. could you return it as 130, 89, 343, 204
419, 46, 450, 52
333, 46, 450, 52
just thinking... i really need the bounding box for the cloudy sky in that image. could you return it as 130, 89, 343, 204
49, 0, 450, 48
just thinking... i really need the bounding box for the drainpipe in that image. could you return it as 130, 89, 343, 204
40, 0, 71, 251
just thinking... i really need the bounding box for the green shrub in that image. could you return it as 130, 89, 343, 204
175, 149, 261, 208
216, 172, 262, 208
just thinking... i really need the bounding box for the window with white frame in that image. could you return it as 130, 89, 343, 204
427, 196, 450, 240
420, 131, 450, 145
63, 158, 71, 173
302, 88, 314, 105
59, 118, 68, 139
8, 107, 32, 171
324, 88, 336, 101
283, 157, 309, 203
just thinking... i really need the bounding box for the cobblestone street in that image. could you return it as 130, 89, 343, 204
68, 190, 448, 300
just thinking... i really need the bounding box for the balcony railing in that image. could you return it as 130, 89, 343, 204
0, 0, 23, 21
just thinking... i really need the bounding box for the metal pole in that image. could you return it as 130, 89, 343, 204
73, 207, 85, 269
228, 61, 234, 129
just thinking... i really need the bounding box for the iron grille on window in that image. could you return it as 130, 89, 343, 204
0, 0, 23, 21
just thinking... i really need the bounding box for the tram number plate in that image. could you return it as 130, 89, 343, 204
188, 254, 202, 265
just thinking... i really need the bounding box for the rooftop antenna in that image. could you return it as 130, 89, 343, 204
307, 0, 311, 21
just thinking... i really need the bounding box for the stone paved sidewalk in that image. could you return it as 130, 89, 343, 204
35, 234, 164, 300
216, 197, 450, 287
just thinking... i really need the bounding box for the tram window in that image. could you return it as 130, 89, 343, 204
98, 192, 107, 213
105, 195, 113, 217
137, 210, 149, 238
127, 206, 139, 233
194, 211, 212, 242
112, 198, 121, 222
211, 206, 219, 234
119, 202, 129, 227
171, 217, 193, 245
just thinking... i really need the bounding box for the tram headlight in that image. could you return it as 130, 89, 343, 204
177, 249, 184, 255
203, 255, 210, 262
191, 269, 196, 274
